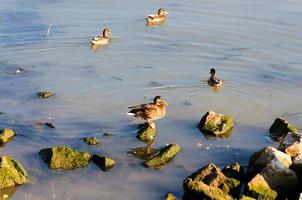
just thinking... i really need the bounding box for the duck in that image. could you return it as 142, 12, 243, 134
208, 68, 222, 86
91, 28, 112, 46
127, 96, 168, 129
146, 8, 168, 24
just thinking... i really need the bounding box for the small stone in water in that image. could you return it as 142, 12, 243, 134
45, 122, 55, 128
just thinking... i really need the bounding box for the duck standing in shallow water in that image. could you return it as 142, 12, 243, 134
146, 8, 168, 25
127, 96, 168, 129
91, 28, 112, 46
208, 68, 223, 87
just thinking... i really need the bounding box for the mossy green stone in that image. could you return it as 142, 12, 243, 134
38, 91, 54, 99
0, 128, 16, 145
136, 123, 156, 143
165, 192, 176, 200
246, 174, 277, 200
240, 195, 256, 200
0, 156, 28, 189
92, 155, 116, 171
144, 144, 181, 169
83, 137, 100, 145
39, 146, 91, 170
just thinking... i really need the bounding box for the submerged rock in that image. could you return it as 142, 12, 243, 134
136, 123, 156, 143
247, 146, 292, 178
222, 163, 245, 181
278, 132, 302, 158
0, 155, 28, 189
144, 144, 181, 169
0, 128, 16, 145
260, 161, 298, 198
183, 163, 239, 200
83, 137, 100, 145
198, 111, 234, 137
39, 146, 91, 170
92, 155, 115, 171
269, 117, 298, 141
38, 91, 54, 99
165, 192, 177, 200
245, 174, 277, 200
103, 131, 112, 136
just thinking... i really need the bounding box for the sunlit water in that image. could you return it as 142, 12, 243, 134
1, 0, 302, 199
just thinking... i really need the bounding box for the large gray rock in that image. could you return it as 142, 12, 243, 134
269, 117, 299, 141
247, 146, 292, 178
0, 155, 28, 189
278, 132, 302, 158
198, 111, 234, 138
290, 156, 302, 183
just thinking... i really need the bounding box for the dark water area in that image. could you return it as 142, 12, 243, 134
0, 0, 302, 199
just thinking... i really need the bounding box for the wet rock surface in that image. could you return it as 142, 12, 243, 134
38, 91, 54, 99
278, 132, 302, 158
136, 123, 156, 143
0, 128, 16, 145
165, 192, 177, 200
144, 144, 181, 169
92, 155, 116, 171
83, 137, 100, 145
245, 174, 277, 200
198, 111, 234, 137
269, 117, 298, 141
0, 156, 28, 189
39, 145, 91, 170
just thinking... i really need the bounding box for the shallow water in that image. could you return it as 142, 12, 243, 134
0, 0, 302, 199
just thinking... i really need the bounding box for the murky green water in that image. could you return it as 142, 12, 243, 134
1, 0, 302, 199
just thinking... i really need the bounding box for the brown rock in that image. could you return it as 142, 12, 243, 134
278, 132, 302, 158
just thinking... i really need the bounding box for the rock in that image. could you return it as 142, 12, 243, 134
0, 155, 28, 189
269, 117, 298, 141
260, 161, 298, 198
239, 196, 256, 200
198, 111, 234, 137
0, 186, 17, 200
45, 122, 55, 128
165, 192, 177, 200
92, 155, 115, 171
291, 156, 302, 182
38, 91, 54, 99
183, 163, 239, 200
0, 128, 16, 145
247, 146, 292, 178
39, 146, 91, 169
103, 131, 112, 136
222, 163, 245, 181
245, 174, 277, 200
83, 137, 100, 145
278, 132, 302, 158
144, 144, 181, 169
136, 123, 156, 143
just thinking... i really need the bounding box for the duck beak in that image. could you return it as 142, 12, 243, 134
165, 11, 169, 15
109, 31, 112, 34
162, 100, 168, 106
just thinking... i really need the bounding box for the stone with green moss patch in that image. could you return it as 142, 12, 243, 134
246, 174, 277, 200
269, 117, 299, 141
0, 128, 16, 145
38, 91, 54, 99
136, 123, 156, 143
165, 192, 177, 200
39, 145, 91, 170
240, 195, 256, 200
83, 137, 100, 145
0, 155, 28, 189
92, 155, 115, 171
144, 144, 181, 169
198, 111, 234, 137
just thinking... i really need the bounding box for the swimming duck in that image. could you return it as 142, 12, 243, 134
208, 68, 222, 86
146, 8, 168, 24
127, 96, 168, 129
91, 28, 112, 46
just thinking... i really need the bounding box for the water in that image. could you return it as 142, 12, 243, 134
0, 0, 302, 199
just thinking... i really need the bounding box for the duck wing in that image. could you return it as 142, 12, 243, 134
128, 103, 157, 119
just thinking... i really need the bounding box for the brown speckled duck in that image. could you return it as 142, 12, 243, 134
208, 68, 223, 86
127, 96, 168, 129
91, 28, 112, 46
146, 8, 168, 24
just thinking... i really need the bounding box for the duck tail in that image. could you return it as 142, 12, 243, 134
126, 112, 135, 116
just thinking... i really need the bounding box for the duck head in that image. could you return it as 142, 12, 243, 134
154, 96, 168, 106
210, 68, 216, 76
103, 28, 112, 37
158, 8, 168, 16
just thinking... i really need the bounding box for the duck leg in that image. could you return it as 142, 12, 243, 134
147, 120, 156, 129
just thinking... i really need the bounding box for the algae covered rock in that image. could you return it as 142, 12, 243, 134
144, 144, 181, 169
245, 174, 277, 200
38, 91, 54, 99
198, 111, 234, 137
39, 145, 91, 169
247, 146, 292, 178
240, 196, 256, 200
278, 132, 302, 158
83, 137, 100, 145
0, 128, 16, 145
136, 123, 156, 143
165, 192, 177, 200
183, 163, 239, 200
92, 155, 115, 171
269, 117, 298, 141
0, 155, 28, 189
222, 163, 245, 181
